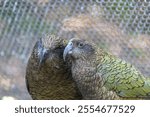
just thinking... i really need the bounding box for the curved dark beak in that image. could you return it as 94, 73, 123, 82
36, 39, 48, 67
63, 42, 73, 61
39, 48, 48, 65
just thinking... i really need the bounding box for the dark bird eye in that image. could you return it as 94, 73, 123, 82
78, 43, 84, 48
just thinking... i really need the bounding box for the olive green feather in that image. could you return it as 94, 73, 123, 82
98, 53, 150, 98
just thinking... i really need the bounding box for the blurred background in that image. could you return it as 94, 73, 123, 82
0, 0, 149, 100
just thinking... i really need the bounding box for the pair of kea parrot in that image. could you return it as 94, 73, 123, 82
26, 35, 150, 100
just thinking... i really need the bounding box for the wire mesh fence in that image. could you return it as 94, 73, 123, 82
0, 0, 150, 99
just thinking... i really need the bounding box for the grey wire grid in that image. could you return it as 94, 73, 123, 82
0, 0, 150, 76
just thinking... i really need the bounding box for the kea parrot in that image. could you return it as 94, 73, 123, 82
63, 38, 150, 99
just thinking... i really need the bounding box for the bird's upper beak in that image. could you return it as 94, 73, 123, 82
36, 40, 48, 66
39, 48, 48, 65
63, 41, 73, 61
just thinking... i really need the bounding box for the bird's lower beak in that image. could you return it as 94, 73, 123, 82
63, 42, 73, 61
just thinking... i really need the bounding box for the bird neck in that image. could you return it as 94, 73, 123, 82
95, 48, 110, 64
74, 53, 97, 67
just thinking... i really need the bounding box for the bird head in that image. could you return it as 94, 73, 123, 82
63, 38, 96, 62
34, 35, 66, 67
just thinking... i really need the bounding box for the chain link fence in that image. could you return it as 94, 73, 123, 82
0, 0, 150, 99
